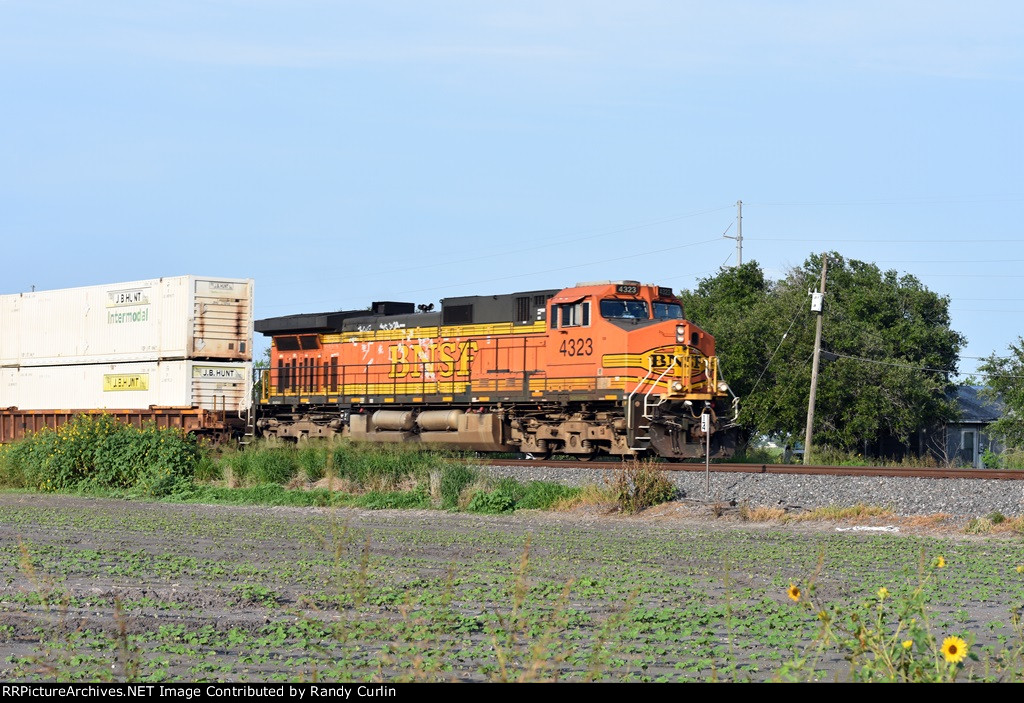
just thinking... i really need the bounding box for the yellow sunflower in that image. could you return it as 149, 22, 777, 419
787, 584, 801, 602
941, 636, 967, 664
877, 587, 889, 600
902, 640, 913, 650
936, 555, 946, 569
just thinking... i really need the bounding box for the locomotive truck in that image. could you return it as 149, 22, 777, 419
255, 281, 737, 460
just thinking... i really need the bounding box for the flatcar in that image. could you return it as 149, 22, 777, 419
254, 281, 737, 460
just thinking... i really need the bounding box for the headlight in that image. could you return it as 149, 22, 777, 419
672, 381, 684, 392
675, 324, 685, 343
718, 381, 729, 393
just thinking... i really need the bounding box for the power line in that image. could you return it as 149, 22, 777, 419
946, 311, 1024, 317
748, 196, 1024, 207
259, 204, 736, 291
829, 352, 1024, 380
875, 259, 1024, 264
746, 304, 807, 398
393, 237, 723, 296
755, 237, 1023, 243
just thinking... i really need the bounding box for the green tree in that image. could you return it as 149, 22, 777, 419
679, 253, 964, 456
252, 346, 272, 406
978, 340, 1024, 448
678, 261, 781, 446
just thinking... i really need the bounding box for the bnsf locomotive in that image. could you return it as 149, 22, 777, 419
255, 281, 737, 460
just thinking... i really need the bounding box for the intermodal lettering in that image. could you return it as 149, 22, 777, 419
107, 308, 150, 324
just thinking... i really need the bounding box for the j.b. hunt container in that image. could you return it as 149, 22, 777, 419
0, 360, 253, 413
0, 276, 253, 367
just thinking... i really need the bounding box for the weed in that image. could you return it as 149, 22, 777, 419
778, 549, 978, 682
227, 445, 298, 485
903, 514, 954, 528
793, 504, 893, 522
439, 464, 477, 510
466, 489, 516, 514
739, 503, 893, 523
231, 584, 280, 607
611, 460, 675, 514
0, 415, 199, 497
490, 537, 574, 682
493, 478, 581, 510
966, 517, 994, 534
353, 489, 430, 510
739, 504, 787, 522
297, 445, 329, 482
550, 484, 616, 511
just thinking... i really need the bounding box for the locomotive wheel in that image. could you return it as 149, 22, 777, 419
577, 452, 596, 462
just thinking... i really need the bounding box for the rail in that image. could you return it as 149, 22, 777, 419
472, 458, 1024, 480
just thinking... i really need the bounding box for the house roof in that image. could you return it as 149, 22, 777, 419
955, 385, 1004, 424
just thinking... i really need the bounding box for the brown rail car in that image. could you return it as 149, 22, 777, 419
0, 407, 245, 444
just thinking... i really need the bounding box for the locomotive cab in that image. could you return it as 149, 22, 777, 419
546, 281, 724, 400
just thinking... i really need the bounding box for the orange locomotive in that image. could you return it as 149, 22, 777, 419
255, 281, 737, 460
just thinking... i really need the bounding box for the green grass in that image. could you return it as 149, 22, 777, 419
1, 425, 590, 516
491, 477, 581, 510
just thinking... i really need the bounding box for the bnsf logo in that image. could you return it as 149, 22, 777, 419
389, 341, 478, 379
648, 354, 683, 370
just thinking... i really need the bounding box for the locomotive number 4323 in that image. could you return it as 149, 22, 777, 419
559, 338, 593, 357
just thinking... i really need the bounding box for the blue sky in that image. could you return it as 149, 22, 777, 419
1, 1, 1021, 373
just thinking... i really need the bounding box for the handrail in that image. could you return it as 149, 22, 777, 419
642, 364, 674, 415
625, 368, 655, 445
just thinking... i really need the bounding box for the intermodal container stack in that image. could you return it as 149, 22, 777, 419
0, 276, 254, 442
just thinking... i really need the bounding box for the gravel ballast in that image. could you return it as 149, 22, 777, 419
478, 463, 1024, 517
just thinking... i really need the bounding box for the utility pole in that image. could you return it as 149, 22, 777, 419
803, 254, 828, 465
723, 200, 743, 266
735, 200, 742, 266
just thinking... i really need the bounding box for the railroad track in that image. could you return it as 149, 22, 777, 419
474, 458, 1024, 480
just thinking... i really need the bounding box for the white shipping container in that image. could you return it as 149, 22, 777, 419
0, 367, 16, 405
2, 275, 253, 366
0, 361, 252, 413
0, 295, 19, 367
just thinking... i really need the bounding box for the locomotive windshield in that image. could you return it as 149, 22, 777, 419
600, 299, 649, 319
653, 302, 683, 320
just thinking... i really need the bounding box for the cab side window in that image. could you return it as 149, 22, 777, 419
554, 301, 590, 328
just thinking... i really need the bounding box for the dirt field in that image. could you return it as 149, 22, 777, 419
1, 493, 1023, 682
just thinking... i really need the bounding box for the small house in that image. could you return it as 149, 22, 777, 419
944, 386, 1004, 468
